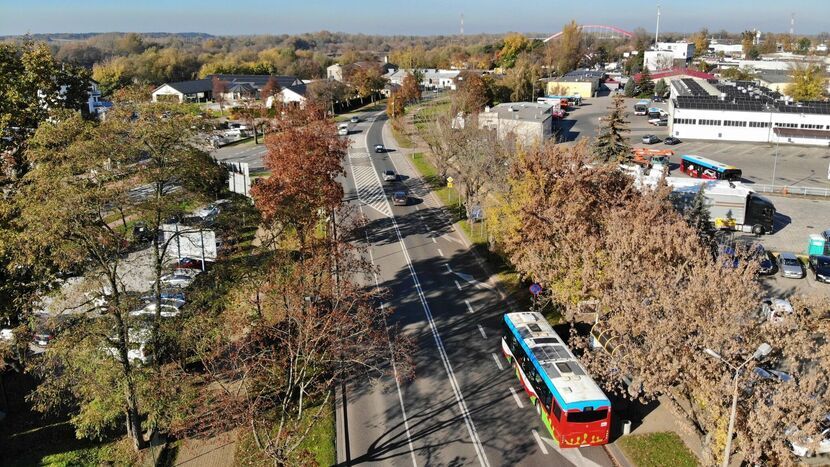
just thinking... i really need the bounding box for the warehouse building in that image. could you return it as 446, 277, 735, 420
478, 102, 554, 146
542, 69, 603, 98
668, 78, 830, 146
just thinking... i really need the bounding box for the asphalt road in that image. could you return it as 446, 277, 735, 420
211, 140, 268, 171
336, 112, 613, 466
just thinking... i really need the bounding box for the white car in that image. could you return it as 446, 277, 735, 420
105, 327, 152, 365
760, 298, 794, 323
1, 328, 13, 343
130, 299, 184, 318
374, 144, 385, 153
789, 416, 830, 458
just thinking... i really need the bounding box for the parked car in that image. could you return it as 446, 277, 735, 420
130, 299, 184, 318
756, 244, 775, 275
392, 191, 408, 206
809, 255, 830, 283
642, 134, 660, 144
374, 144, 385, 153
788, 416, 830, 458
648, 118, 668, 126
132, 221, 153, 243
176, 257, 209, 271
778, 252, 805, 279
350, 116, 360, 123
760, 298, 794, 323
196, 204, 220, 220
652, 95, 664, 102
664, 136, 681, 145
156, 274, 194, 288
141, 290, 186, 303
383, 170, 397, 182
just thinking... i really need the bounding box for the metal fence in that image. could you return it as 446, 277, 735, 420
750, 184, 830, 198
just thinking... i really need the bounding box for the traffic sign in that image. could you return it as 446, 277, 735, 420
529, 283, 542, 296
471, 206, 483, 221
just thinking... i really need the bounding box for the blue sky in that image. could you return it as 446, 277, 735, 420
1, 0, 828, 36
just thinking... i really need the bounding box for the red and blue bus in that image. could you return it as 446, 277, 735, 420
502, 312, 611, 448
680, 155, 742, 181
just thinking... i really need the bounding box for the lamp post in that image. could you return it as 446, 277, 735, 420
771, 139, 780, 188
703, 343, 772, 467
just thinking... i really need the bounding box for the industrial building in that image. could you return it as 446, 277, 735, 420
668, 78, 830, 146
542, 69, 603, 98
478, 102, 554, 146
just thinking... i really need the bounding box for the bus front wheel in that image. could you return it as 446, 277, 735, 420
752, 224, 765, 235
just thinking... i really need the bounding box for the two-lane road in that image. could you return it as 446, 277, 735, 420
338, 112, 614, 466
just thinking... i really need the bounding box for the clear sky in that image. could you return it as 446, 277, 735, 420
1, 0, 828, 36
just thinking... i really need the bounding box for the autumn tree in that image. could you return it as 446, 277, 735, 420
786, 64, 827, 101
400, 72, 421, 103
212, 76, 229, 114
448, 125, 510, 222
498, 33, 533, 69
252, 103, 348, 245
345, 64, 387, 104
692, 28, 711, 57
386, 90, 406, 121
547, 20, 584, 75
422, 113, 457, 181
454, 71, 490, 114
261, 76, 282, 106
504, 54, 540, 102
306, 79, 349, 115
741, 30, 756, 56
720, 66, 757, 81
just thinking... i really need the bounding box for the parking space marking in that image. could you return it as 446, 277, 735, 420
431, 236, 437, 243
509, 387, 524, 409
465, 299, 474, 314
445, 264, 453, 273
477, 325, 487, 339
454, 280, 462, 291
532, 429, 549, 455
492, 352, 504, 370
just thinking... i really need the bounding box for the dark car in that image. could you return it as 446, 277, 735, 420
642, 134, 660, 144
809, 255, 830, 283
176, 257, 209, 271
652, 95, 664, 102
392, 191, 408, 206
664, 136, 681, 145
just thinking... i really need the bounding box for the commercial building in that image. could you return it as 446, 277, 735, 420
644, 50, 678, 72
655, 42, 696, 61
387, 68, 460, 90
478, 102, 554, 146
756, 71, 792, 94
709, 41, 744, 56
668, 77, 830, 146
542, 69, 603, 97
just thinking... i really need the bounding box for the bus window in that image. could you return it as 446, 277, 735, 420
552, 399, 562, 420
567, 409, 608, 423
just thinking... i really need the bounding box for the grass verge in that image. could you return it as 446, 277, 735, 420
391, 124, 414, 149
617, 432, 698, 467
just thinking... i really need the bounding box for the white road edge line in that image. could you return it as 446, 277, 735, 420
357, 205, 418, 467
367, 116, 490, 467
431, 236, 437, 243
532, 429, 549, 455
477, 325, 487, 339
509, 386, 524, 409
465, 299, 474, 314
491, 352, 504, 371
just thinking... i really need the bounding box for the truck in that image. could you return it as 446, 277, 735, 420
667, 178, 776, 235
631, 148, 674, 168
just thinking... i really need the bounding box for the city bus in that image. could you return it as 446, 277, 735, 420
502, 312, 611, 448
680, 154, 742, 181
633, 100, 650, 116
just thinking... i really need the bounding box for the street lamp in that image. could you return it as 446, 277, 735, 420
703, 343, 772, 467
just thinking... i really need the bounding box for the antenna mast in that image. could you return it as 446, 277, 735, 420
460, 13, 464, 36
654, 4, 661, 48
789, 13, 794, 35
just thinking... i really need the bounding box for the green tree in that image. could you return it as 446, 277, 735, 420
797, 37, 811, 54
498, 33, 532, 69
637, 67, 654, 97
593, 94, 632, 163
684, 185, 715, 244
786, 64, 827, 101
654, 78, 668, 97
624, 78, 636, 97
547, 20, 584, 74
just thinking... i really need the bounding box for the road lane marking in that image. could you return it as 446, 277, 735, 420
437, 248, 444, 257
465, 299, 474, 314
364, 116, 490, 467
532, 429, 549, 455
454, 280, 462, 291
477, 325, 487, 339
359, 207, 418, 467
492, 353, 504, 370
509, 387, 524, 408
445, 264, 453, 273
431, 237, 437, 243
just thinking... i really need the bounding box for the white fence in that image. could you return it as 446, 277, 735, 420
751, 184, 830, 198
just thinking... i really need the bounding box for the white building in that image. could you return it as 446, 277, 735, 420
668, 78, 830, 147
387, 69, 460, 90
478, 102, 554, 147
655, 42, 695, 60
644, 50, 677, 72
710, 41, 744, 56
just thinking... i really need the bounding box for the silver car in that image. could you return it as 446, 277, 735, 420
778, 252, 805, 279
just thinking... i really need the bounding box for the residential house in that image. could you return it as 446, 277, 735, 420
478, 102, 554, 146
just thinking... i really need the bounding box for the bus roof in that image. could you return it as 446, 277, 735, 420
636, 99, 650, 105
680, 154, 738, 171
505, 312, 609, 411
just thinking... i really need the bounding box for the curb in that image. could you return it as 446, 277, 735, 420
604, 442, 635, 467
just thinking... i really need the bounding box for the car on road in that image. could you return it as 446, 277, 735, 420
664, 136, 681, 145
652, 95, 664, 102
809, 255, 830, 283
383, 170, 397, 182
642, 134, 660, 144
176, 257, 209, 271
350, 116, 360, 123
778, 252, 805, 279
392, 191, 408, 206
374, 144, 385, 153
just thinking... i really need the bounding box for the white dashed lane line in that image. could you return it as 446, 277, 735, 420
509, 387, 524, 408
491, 353, 504, 370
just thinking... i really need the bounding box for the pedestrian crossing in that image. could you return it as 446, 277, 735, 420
347, 151, 392, 217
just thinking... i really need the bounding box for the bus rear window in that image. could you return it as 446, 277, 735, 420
567, 409, 608, 423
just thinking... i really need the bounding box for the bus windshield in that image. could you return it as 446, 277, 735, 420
567, 409, 609, 423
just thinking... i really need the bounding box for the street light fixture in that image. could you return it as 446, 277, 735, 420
703, 342, 772, 467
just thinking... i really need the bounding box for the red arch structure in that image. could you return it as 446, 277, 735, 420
543, 24, 633, 42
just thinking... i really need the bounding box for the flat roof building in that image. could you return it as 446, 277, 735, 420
542, 69, 603, 98
478, 102, 554, 147
668, 78, 830, 147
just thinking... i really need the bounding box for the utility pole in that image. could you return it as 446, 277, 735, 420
654, 4, 661, 49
